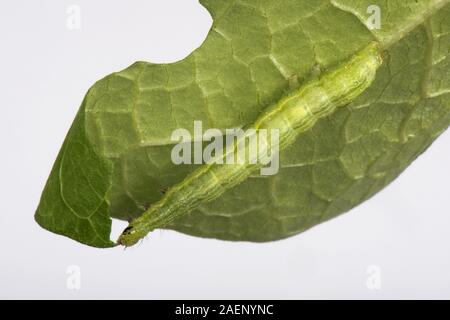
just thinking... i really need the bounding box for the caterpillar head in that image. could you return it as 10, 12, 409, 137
117, 224, 146, 247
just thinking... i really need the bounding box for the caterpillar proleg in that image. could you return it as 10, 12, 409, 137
118, 42, 384, 246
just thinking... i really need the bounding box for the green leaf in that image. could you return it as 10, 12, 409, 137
36, 0, 450, 247
35, 98, 115, 247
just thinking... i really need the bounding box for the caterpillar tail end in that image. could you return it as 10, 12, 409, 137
369, 41, 385, 64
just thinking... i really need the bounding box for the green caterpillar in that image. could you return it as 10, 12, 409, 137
118, 42, 384, 247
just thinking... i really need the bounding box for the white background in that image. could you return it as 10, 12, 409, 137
1, 0, 450, 299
